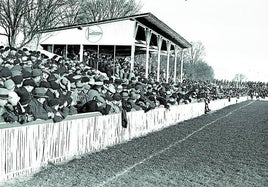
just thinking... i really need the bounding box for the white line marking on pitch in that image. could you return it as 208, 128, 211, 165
96, 101, 254, 187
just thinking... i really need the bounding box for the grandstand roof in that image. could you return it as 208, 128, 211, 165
40, 12, 191, 49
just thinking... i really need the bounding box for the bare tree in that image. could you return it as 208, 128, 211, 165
181, 41, 214, 80
0, 0, 31, 47
185, 41, 206, 64
233, 73, 247, 82
0, 0, 67, 48
57, 0, 82, 26
78, 0, 143, 23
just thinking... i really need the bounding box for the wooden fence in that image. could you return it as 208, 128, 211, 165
0, 97, 249, 182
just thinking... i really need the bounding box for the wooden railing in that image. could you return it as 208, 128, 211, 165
0, 96, 249, 182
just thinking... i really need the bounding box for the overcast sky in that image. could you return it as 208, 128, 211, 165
140, 0, 268, 82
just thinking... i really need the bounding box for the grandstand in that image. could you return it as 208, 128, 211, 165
39, 12, 191, 82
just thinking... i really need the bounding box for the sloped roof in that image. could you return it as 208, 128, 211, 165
40, 12, 191, 49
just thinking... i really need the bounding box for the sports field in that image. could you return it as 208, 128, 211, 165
1, 100, 268, 187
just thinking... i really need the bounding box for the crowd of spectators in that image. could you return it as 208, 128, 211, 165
0, 46, 268, 124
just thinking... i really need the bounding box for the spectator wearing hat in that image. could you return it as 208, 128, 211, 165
0, 88, 10, 122
15, 86, 31, 107
39, 80, 51, 90
79, 96, 103, 114
15, 89, 34, 124
167, 96, 177, 106
47, 98, 65, 123
101, 83, 115, 100
27, 87, 52, 120
0, 86, 20, 123
57, 95, 71, 118
137, 94, 155, 112
69, 85, 79, 106
108, 93, 123, 114
46, 81, 61, 100
76, 83, 91, 110
96, 97, 112, 115
114, 85, 122, 94
86, 84, 103, 100
12, 75, 24, 88
61, 91, 77, 115
21, 68, 32, 79
121, 99, 132, 112
41, 69, 50, 81
3, 80, 20, 107
22, 78, 36, 93
155, 96, 169, 109
32, 69, 43, 86
59, 77, 71, 91
134, 83, 143, 94
0, 67, 12, 81
121, 91, 129, 101
11, 69, 22, 77
4, 79, 16, 91
127, 91, 142, 111
1, 105, 19, 123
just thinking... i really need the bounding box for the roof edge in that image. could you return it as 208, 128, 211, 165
39, 12, 152, 33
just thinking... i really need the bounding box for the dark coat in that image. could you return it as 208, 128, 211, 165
27, 98, 49, 120
121, 109, 127, 128
79, 100, 111, 115
79, 100, 98, 113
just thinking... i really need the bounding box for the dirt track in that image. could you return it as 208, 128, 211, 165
1, 100, 268, 187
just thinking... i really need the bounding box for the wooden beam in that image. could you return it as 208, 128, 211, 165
180, 50, 184, 83
157, 36, 163, 82
79, 44, 83, 62
145, 29, 152, 79
166, 41, 171, 83
173, 46, 180, 83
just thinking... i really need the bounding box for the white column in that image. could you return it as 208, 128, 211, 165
113, 45, 116, 77
173, 46, 179, 83
130, 44, 135, 72
180, 49, 184, 83
166, 41, 171, 83
157, 36, 162, 82
130, 23, 138, 72
65, 44, 68, 58
97, 45, 100, 70
145, 29, 152, 79
79, 44, 83, 62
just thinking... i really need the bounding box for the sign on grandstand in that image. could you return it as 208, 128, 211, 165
85, 25, 103, 43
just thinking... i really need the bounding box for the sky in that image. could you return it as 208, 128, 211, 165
140, 0, 268, 82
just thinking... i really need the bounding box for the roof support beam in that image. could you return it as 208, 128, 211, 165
166, 41, 171, 83
157, 36, 163, 82
130, 44, 135, 72
131, 22, 138, 72
180, 49, 184, 83
65, 44, 68, 58
79, 44, 83, 62
96, 45, 100, 70
145, 29, 152, 79
113, 45, 116, 77
173, 46, 179, 83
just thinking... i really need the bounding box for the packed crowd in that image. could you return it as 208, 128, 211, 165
0, 46, 267, 124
